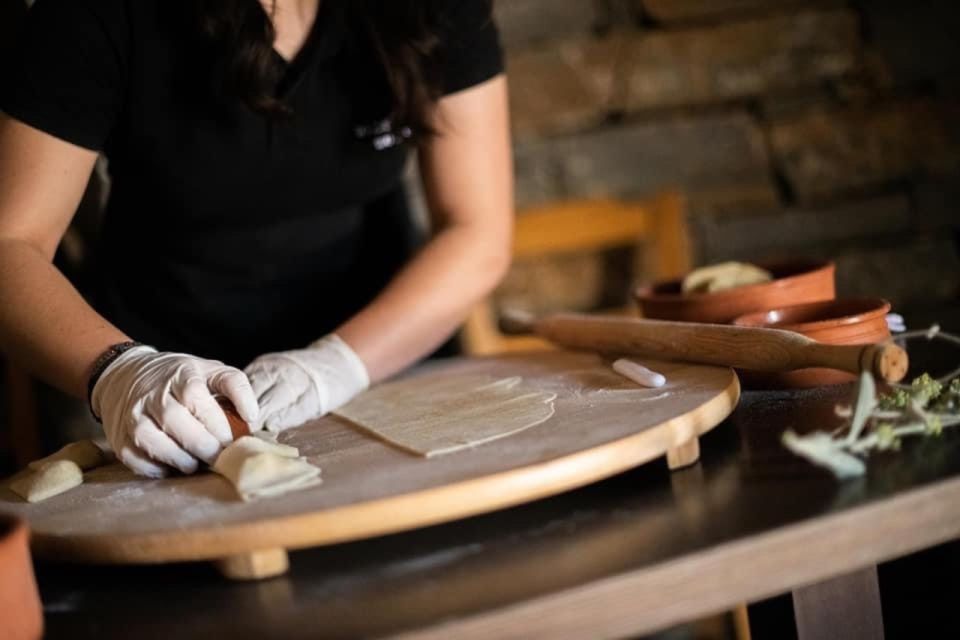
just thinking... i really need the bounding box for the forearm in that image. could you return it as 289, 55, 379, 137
0, 238, 129, 398
337, 222, 509, 382
338, 77, 513, 382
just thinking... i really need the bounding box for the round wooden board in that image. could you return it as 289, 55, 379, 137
0, 352, 739, 566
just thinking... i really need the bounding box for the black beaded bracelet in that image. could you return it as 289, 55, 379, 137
86, 341, 145, 423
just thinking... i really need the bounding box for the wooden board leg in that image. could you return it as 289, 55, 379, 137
792, 566, 884, 640
215, 548, 289, 581
732, 603, 752, 640
666, 436, 700, 470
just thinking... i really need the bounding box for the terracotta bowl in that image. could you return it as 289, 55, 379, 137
733, 297, 893, 388
634, 259, 836, 324
0, 514, 44, 640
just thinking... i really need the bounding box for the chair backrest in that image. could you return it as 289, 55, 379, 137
461, 190, 691, 355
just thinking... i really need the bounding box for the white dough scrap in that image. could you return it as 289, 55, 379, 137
213, 436, 320, 501
252, 430, 280, 444
28, 439, 107, 472
681, 261, 773, 294
11, 460, 84, 503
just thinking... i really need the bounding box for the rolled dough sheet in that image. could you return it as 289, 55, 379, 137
335, 375, 558, 457
213, 436, 320, 502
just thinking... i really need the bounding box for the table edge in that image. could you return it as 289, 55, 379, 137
392, 470, 960, 640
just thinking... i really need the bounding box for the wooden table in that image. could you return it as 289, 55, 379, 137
32, 383, 960, 639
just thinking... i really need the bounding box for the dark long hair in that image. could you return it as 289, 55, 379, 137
194, 0, 442, 135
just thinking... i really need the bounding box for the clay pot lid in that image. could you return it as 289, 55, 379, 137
732, 297, 892, 332
635, 259, 835, 301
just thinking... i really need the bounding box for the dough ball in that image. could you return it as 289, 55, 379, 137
28, 440, 106, 472
682, 261, 773, 294
11, 460, 83, 503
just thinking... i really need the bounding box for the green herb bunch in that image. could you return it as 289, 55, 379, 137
782, 372, 960, 479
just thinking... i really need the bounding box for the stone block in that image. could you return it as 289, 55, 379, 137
513, 140, 566, 210
834, 236, 960, 307
858, 1, 960, 94
640, 0, 843, 23
691, 194, 914, 265
494, 245, 640, 316
600, 0, 641, 30
507, 34, 626, 138
686, 183, 781, 218
621, 10, 861, 111
551, 111, 772, 200
494, 252, 606, 316
494, 0, 599, 50
914, 177, 960, 231
769, 99, 960, 203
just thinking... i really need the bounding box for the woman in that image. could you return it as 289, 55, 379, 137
0, 0, 512, 477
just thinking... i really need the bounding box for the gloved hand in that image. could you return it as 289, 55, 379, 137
244, 334, 369, 432
91, 346, 259, 477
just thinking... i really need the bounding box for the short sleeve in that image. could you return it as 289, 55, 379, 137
435, 0, 504, 95
0, 0, 127, 151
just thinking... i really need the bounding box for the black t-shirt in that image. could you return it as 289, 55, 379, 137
1, 0, 502, 367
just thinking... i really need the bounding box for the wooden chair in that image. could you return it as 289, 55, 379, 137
461, 191, 692, 355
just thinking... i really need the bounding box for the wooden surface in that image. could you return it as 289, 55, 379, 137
24, 383, 960, 639
28, 384, 960, 639
0, 351, 738, 567
793, 566, 885, 640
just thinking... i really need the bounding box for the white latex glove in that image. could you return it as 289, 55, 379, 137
91, 346, 259, 478
244, 334, 370, 432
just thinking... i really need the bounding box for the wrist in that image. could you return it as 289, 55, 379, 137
87, 342, 156, 421
303, 334, 370, 411
308, 334, 370, 388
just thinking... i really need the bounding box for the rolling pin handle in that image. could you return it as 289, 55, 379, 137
863, 343, 909, 384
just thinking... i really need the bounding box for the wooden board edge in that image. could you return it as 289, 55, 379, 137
27, 371, 740, 564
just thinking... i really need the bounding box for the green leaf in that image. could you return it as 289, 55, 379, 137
846, 371, 877, 444
783, 431, 867, 479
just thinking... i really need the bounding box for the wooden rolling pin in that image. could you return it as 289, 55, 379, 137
512, 312, 909, 383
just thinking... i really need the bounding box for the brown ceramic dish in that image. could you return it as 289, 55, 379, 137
0, 514, 44, 640
732, 297, 893, 388
634, 259, 836, 324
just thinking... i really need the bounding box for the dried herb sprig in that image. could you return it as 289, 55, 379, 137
782, 332, 960, 479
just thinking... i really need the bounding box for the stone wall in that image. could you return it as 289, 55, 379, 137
496, 0, 960, 317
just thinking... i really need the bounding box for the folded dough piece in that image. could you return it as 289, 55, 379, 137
213, 436, 321, 501
11, 460, 83, 503
28, 440, 106, 472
